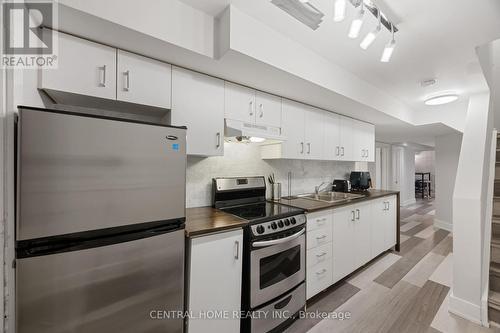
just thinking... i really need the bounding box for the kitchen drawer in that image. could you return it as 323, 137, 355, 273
307, 210, 333, 232
307, 242, 332, 268
307, 225, 333, 250
306, 260, 333, 299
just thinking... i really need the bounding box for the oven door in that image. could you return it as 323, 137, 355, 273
250, 227, 305, 308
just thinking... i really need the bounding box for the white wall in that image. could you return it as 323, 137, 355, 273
186, 143, 355, 208
434, 133, 462, 231
391, 146, 416, 206
450, 93, 492, 325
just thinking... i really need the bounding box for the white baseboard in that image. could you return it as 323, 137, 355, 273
449, 292, 482, 325
401, 198, 417, 206
434, 218, 453, 233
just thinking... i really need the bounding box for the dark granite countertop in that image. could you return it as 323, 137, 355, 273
278, 190, 400, 213
185, 190, 399, 237
185, 206, 248, 237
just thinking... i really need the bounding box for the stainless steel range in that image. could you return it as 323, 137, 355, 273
213, 176, 306, 333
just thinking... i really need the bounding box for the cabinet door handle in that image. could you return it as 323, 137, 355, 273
351, 210, 355, 222
123, 70, 130, 91
316, 252, 327, 258
307, 143, 311, 154
234, 240, 240, 260
366, 150, 369, 158
316, 269, 327, 275
249, 101, 254, 116
336, 146, 340, 156
316, 235, 327, 240
300, 142, 304, 154
216, 132, 221, 148
341, 147, 345, 156
98, 65, 107, 87
356, 209, 360, 220
317, 219, 325, 225
259, 104, 264, 118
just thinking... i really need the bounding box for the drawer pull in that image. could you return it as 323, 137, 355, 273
316, 269, 327, 275
316, 252, 327, 258
316, 235, 327, 240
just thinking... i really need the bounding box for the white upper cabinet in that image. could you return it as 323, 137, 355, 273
40, 31, 116, 100
280, 99, 305, 159
339, 116, 354, 161
225, 82, 282, 129
116, 50, 171, 108
323, 112, 341, 160
303, 106, 324, 160
224, 82, 256, 124
171, 67, 224, 156
352, 120, 375, 162
255, 91, 282, 128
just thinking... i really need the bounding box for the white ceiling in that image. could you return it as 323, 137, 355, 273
180, 0, 500, 115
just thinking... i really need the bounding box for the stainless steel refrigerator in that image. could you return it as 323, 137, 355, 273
15, 106, 187, 333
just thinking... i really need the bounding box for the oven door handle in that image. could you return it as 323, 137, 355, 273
252, 228, 305, 248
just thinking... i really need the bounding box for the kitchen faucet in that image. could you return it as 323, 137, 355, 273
315, 181, 331, 195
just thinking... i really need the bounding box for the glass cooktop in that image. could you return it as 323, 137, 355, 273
221, 202, 303, 222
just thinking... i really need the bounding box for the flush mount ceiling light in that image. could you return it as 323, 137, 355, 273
348, 0, 365, 38
333, 0, 347, 22
424, 94, 459, 106
360, 6, 381, 49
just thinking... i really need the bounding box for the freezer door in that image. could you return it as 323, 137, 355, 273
16, 229, 185, 333
17, 108, 186, 240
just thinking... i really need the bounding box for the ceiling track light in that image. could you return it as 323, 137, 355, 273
360, 6, 381, 49
348, 0, 364, 39
381, 23, 396, 62
334, 0, 347, 22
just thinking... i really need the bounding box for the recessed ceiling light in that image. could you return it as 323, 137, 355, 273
424, 94, 459, 106
249, 137, 266, 143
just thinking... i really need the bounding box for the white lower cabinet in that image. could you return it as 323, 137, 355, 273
371, 196, 397, 257
306, 211, 334, 299
306, 195, 397, 298
187, 230, 243, 333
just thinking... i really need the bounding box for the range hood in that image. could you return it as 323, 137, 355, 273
224, 119, 286, 144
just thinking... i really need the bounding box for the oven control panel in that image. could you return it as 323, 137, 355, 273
250, 214, 307, 237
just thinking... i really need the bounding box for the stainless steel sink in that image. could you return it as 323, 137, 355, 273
296, 192, 365, 203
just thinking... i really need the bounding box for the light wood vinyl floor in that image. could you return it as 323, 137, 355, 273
285, 199, 500, 333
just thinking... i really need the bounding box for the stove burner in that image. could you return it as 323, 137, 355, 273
221, 202, 302, 222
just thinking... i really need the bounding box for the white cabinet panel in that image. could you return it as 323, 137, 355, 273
370, 195, 397, 258
307, 210, 333, 232
339, 116, 353, 161
307, 260, 333, 299
385, 196, 397, 248
307, 242, 333, 268
255, 91, 281, 128
40, 31, 116, 100
172, 67, 224, 156
224, 82, 256, 123
307, 226, 333, 250
117, 50, 171, 108
332, 207, 355, 282
281, 99, 305, 159
352, 120, 375, 162
187, 230, 243, 333
353, 202, 372, 267
304, 106, 324, 160
371, 198, 387, 258
323, 113, 341, 160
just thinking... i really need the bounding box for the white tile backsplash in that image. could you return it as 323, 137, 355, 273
186, 142, 355, 208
